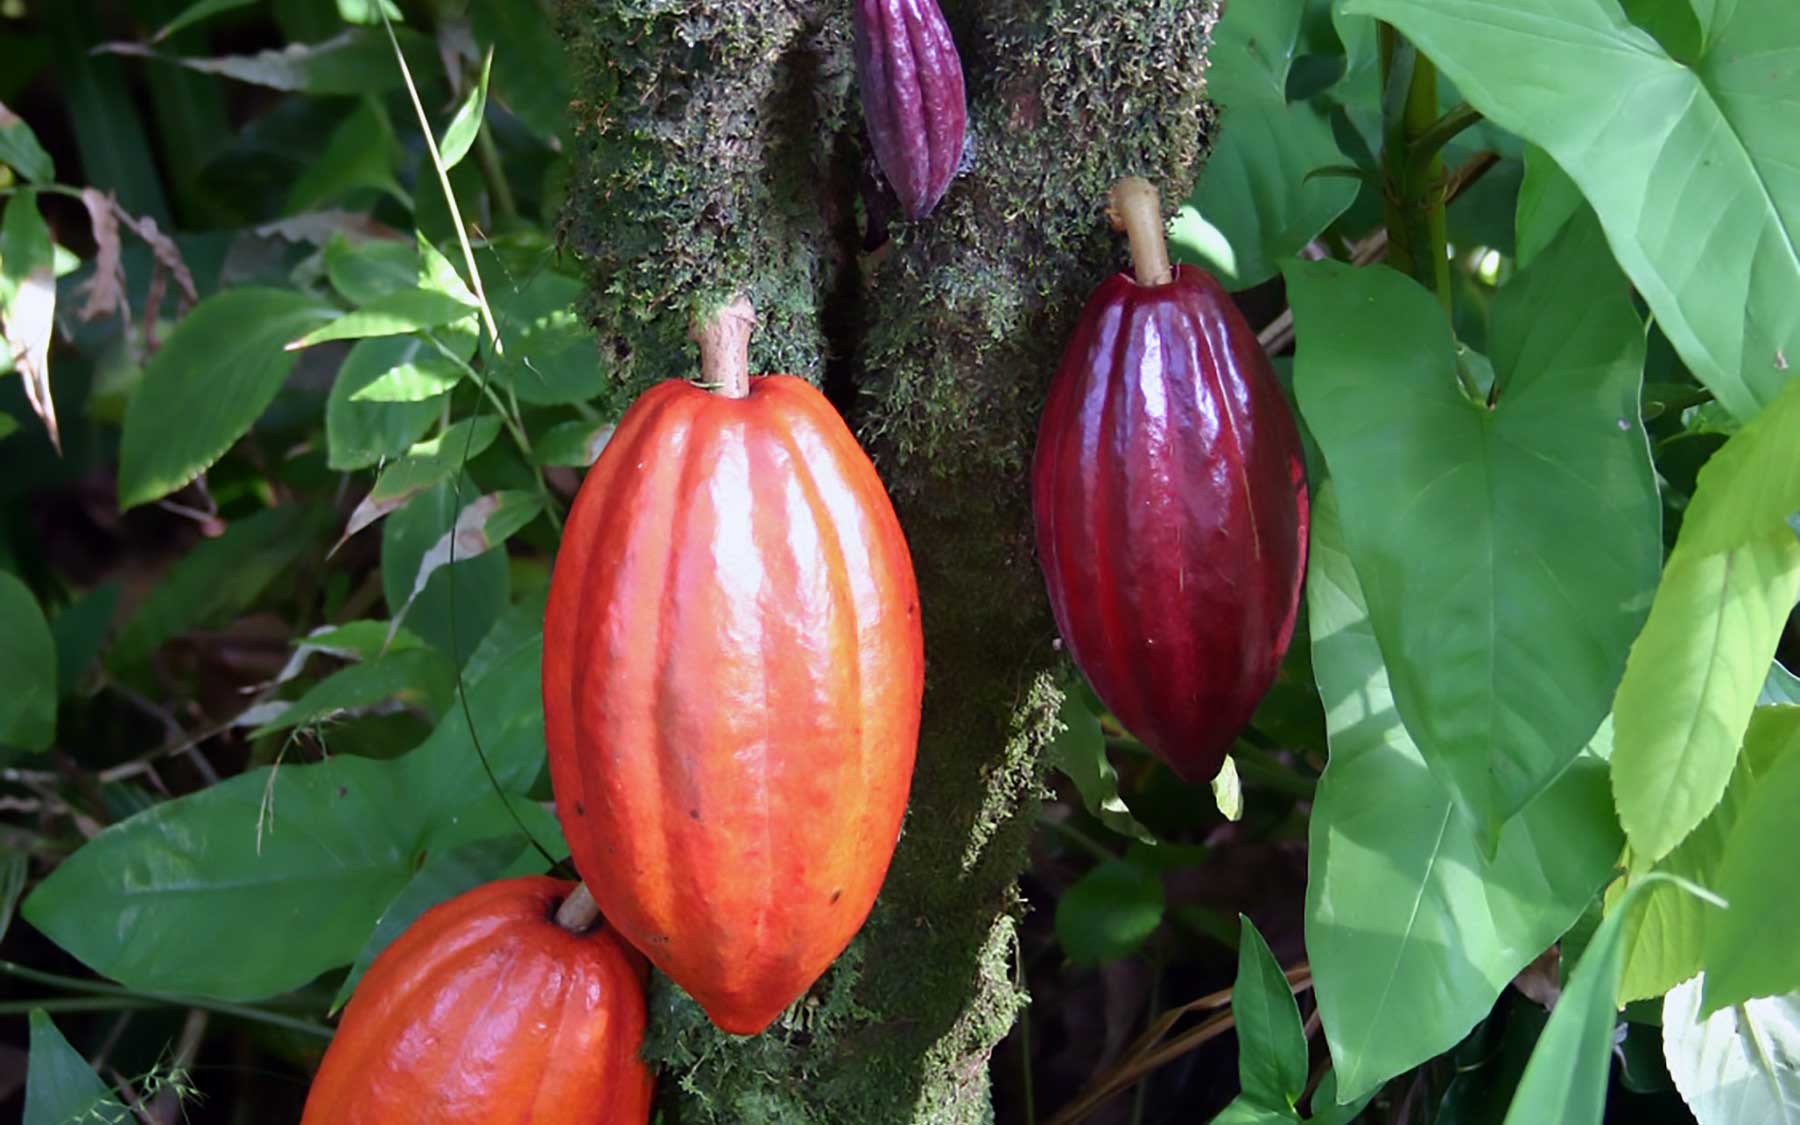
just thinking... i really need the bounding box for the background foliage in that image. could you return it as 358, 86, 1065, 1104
1, 0, 1798, 1122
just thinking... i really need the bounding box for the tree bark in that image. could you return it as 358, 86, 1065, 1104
557, 2, 1219, 1120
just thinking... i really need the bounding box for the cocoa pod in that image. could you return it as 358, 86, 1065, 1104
301, 878, 653, 1124
853, 0, 968, 220
542, 301, 924, 1036
1031, 183, 1309, 784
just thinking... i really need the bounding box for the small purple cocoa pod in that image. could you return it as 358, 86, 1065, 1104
853, 0, 968, 221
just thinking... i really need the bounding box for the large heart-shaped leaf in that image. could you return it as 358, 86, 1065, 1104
1305, 486, 1621, 1104
1288, 215, 1660, 835
1345, 0, 1800, 424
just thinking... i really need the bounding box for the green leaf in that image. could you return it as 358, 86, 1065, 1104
1612, 529, 1800, 869
1677, 376, 1800, 557
1211, 755, 1245, 823
328, 834, 540, 1014
0, 571, 56, 754
285, 97, 407, 214
22, 754, 424, 1000
533, 418, 615, 468
117, 289, 335, 510
1176, 0, 1355, 289
1211, 1099, 1296, 1125
287, 288, 477, 350
1234, 914, 1308, 1113
51, 582, 120, 700
325, 234, 418, 305
416, 233, 478, 307
324, 336, 445, 472
340, 415, 505, 543
1305, 485, 1623, 1104
1287, 215, 1660, 835
1513, 145, 1581, 269
1048, 683, 1156, 844
467, 0, 568, 141
1501, 879, 1682, 1125
252, 647, 456, 737
109, 506, 319, 677
487, 266, 606, 405
1, 189, 57, 448
1309, 1068, 1379, 1125
1663, 978, 1800, 1125
1343, 0, 1800, 423
1766, 661, 1800, 707
1703, 736, 1800, 1011
1055, 859, 1164, 965
1616, 708, 1800, 1002
345, 336, 465, 403
152, 0, 258, 43
438, 48, 492, 170
0, 102, 54, 183
380, 478, 509, 666
24, 1011, 130, 1125
400, 593, 549, 809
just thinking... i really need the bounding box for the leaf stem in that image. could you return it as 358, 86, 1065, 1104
0, 962, 332, 1038
1378, 25, 1453, 320
554, 883, 603, 933
690, 296, 757, 398
1107, 177, 1173, 287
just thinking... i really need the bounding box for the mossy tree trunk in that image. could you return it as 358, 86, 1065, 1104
557, 2, 1218, 1120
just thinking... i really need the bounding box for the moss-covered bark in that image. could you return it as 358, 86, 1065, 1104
558, 2, 1218, 1120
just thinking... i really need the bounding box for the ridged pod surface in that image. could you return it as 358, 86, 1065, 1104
1032, 265, 1309, 784
300, 877, 652, 1125
543, 374, 924, 1036
853, 0, 967, 220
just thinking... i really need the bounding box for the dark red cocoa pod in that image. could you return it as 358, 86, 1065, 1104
853, 0, 967, 221
1032, 186, 1308, 784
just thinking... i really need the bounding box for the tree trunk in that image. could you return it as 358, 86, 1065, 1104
557, 2, 1219, 1120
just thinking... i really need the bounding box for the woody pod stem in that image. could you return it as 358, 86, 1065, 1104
1108, 177, 1174, 287
691, 295, 759, 398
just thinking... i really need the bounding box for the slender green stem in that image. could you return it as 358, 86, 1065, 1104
1378, 25, 1453, 320
1409, 103, 1482, 173
0, 997, 163, 1016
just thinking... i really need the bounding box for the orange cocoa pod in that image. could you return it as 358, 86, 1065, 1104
542, 300, 924, 1036
300, 877, 653, 1125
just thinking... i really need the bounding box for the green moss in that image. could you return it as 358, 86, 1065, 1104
557, 1, 1219, 1119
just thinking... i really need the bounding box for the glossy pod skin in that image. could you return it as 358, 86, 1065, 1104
853, 0, 967, 220
300, 877, 653, 1125
1032, 265, 1309, 784
543, 374, 924, 1036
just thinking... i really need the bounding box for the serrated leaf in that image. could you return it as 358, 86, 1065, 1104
380, 479, 509, 666
393, 491, 540, 639
0, 571, 56, 755
339, 416, 504, 546
1612, 530, 1800, 869
1343, 0, 1800, 423
1703, 735, 1800, 1012
117, 289, 336, 509
1305, 485, 1622, 1103
287, 288, 476, 350
325, 336, 446, 471
1677, 376, 1800, 557
416, 233, 478, 308
438, 48, 492, 170
1288, 214, 1660, 836
325, 234, 417, 305
1664, 978, 1800, 1125
24, 1011, 130, 1125
345, 337, 464, 403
